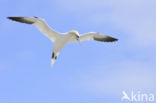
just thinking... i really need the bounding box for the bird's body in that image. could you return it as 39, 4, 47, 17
51, 33, 73, 67
8, 17, 118, 68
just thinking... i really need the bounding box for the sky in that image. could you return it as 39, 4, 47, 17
0, 0, 156, 103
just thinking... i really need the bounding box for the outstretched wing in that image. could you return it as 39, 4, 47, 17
8, 17, 59, 42
68, 32, 118, 43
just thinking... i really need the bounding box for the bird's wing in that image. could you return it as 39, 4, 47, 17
68, 32, 118, 43
8, 17, 59, 42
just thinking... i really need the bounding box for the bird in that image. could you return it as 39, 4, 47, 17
7, 17, 118, 68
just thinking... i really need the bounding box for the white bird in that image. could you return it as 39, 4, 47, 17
8, 17, 118, 68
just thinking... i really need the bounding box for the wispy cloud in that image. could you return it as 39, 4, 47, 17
55, 0, 156, 46
71, 60, 156, 96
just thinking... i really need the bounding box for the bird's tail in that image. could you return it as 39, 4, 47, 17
51, 52, 59, 68
51, 58, 55, 68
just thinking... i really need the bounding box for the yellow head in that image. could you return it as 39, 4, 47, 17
69, 30, 79, 37
68, 30, 82, 45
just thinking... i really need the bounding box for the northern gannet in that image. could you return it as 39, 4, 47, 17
8, 17, 118, 67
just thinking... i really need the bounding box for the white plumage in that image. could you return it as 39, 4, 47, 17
8, 17, 118, 68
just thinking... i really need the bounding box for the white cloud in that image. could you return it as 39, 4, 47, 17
70, 60, 156, 96
55, 0, 156, 46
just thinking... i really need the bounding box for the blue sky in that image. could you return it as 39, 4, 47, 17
0, 0, 156, 103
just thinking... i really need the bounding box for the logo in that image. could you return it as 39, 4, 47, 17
121, 90, 154, 102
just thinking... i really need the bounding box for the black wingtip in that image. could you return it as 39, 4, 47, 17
7, 17, 20, 19
109, 37, 118, 42
7, 17, 23, 21
94, 36, 118, 42
7, 17, 13, 20
7, 17, 34, 24
112, 38, 118, 42
106, 37, 118, 42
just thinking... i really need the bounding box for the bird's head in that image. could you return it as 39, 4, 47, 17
69, 30, 82, 45
69, 30, 79, 38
